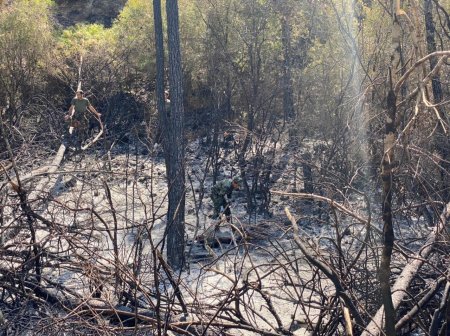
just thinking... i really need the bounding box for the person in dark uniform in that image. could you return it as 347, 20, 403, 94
210, 176, 241, 221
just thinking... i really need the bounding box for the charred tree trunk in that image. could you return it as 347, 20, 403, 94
165, 0, 186, 270
424, 0, 449, 204
281, 13, 294, 121
378, 4, 404, 334
424, 0, 442, 103
380, 84, 397, 336
153, 0, 166, 141
302, 153, 313, 194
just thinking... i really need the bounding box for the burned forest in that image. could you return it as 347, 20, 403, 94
0, 0, 449, 335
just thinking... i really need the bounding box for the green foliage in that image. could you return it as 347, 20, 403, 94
59, 23, 113, 54
0, 0, 55, 113
113, 0, 153, 40
111, 0, 155, 76
179, 0, 206, 71
53, 22, 115, 102
52, 0, 155, 98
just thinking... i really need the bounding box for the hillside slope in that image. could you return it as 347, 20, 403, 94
54, 0, 127, 27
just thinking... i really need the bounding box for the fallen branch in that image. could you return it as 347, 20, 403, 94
272, 190, 368, 225
1, 143, 67, 244
343, 305, 354, 336
361, 202, 450, 336
395, 276, 446, 330
0, 160, 12, 177
81, 117, 104, 150
285, 207, 365, 328
3, 144, 67, 189
27, 143, 67, 195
